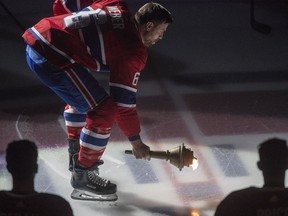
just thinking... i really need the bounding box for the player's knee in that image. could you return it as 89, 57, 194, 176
100, 97, 117, 122
87, 97, 117, 126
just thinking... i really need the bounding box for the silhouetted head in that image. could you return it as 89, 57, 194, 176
6, 140, 38, 180
257, 138, 288, 172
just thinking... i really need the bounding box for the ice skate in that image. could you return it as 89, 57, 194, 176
70, 155, 117, 201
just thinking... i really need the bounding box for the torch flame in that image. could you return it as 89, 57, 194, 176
191, 210, 200, 216
190, 158, 198, 170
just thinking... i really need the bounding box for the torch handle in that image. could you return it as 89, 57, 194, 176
124, 150, 133, 154
125, 150, 168, 160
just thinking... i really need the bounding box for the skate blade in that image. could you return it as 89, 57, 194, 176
71, 189, 118, 201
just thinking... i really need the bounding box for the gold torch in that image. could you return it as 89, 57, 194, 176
125, 143, 198, 171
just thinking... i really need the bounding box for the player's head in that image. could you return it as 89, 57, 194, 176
134, 2, 173, 47
6, 140, 38, 180
135, 2, 173, 26
257, 138, 288, 172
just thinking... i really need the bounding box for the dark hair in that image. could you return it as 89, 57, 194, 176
258, 138, 288, 170
134, 2, 173, 25
6, 140, 38, 179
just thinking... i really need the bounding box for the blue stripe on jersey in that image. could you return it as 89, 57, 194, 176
64, 112, 86, 123
81, 7, 90, 12
80, 12, 109, 72
64, 0, 79, 12
110, 85, 136, 105
80, 130, 109, 148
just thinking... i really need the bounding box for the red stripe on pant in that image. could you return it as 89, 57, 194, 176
65, 68, 98, 109
79, 146, 105, 165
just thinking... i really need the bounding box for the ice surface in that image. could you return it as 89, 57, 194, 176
1, 1, 288, 215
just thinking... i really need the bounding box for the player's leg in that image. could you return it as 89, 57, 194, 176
71, 97, 118, 200
26, 45, 117, 199
63, 105, 86, 171
60, 65, 118, 199
26, 45, 87, 172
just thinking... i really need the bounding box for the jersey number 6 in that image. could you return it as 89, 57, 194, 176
132, 72, 140, 86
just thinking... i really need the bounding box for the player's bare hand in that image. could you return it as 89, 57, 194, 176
130, 139, 150, 160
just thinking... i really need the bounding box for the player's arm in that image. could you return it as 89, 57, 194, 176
130, 139, 150, 160
53, 0, 98, 15
63, 6, 107, 29
109, 54, 150, 160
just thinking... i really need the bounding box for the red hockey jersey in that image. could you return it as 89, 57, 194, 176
22, 0, 147, 138
53, 0, 96, 15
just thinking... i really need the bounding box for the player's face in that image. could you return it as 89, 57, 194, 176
142, 22, 169, 47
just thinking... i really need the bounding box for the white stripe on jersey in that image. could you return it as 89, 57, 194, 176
109, 82, 137, 92
30, 27, 76, 64
76, 0, 81, 11
96, 23, 106, 65
117, 102, 136, 108
60, 0, 72, 13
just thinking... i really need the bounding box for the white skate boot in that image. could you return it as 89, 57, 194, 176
70, 155, 117, 201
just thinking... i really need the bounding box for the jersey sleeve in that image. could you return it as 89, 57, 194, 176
53, 0, 97, 15
109, 53, 146, 140
53, 0, 71, 16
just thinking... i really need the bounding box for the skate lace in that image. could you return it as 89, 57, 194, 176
87, 170, 109, 187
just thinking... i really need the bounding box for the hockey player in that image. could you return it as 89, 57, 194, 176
23, 0, 173, 201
